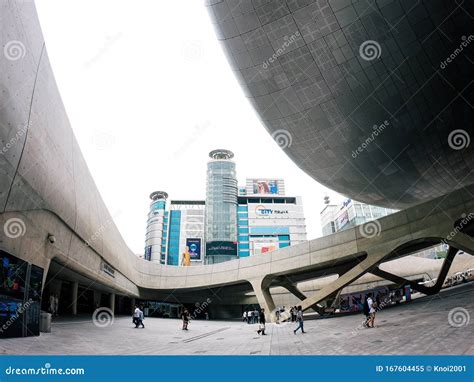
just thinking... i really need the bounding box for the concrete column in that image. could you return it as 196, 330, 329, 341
277, 278, 324, 314
71, 281, 78, 315
109, 293, 115, 313
250, 279, 275, 322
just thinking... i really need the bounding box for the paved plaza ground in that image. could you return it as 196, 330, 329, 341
2, 283, 472, 355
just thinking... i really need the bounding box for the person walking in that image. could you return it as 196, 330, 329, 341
133, 304, 140, 328
256, 308, 266, 335
181, 308, 190, 330
243, 311, 247, 323
293, 305, 305, 334
137, 304, 145, 328
362, 294, 371, 328
290, 306, 296, 322
366, 293, 376, 328
253, 308, 259, 324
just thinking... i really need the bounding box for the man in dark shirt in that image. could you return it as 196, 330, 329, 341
256, 308, 266, 335
181, 308, 190, 330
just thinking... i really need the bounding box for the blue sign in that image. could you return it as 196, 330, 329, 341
186, 238, 201, 260
144, 246, 152, 261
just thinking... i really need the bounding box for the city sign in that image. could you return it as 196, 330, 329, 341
255, 205, 289, 216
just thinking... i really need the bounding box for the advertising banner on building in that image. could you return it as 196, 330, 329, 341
337, 210, 349, 230
186, 238, 201, 260
252, 179, 279, 195
206, 241, 237, 257
144, 246, 152, 261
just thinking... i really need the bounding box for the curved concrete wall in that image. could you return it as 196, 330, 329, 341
1, 2, 472, 309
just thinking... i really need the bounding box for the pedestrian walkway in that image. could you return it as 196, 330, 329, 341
1, 283, 472, 355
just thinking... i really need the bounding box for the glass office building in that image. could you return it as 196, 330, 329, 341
145, 196, 205, 266
144, 191, 168, 262
237, 179, 307, 257
143, 155, 308, 266
204, 150, 238, 264
320, 198, 397, 236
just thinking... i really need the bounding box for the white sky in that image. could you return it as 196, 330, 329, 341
35, 0, 345, 255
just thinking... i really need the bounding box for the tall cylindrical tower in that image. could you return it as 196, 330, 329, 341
205, 149, 238, 264
145, 191, 168, 262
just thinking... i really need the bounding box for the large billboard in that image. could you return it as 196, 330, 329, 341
206, 241, 237, 257
252, 179, 279, 195
186, 238, 201, 261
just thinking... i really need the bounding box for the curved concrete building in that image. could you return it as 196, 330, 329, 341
206, 0, 474, 208
0, 1, 472, 330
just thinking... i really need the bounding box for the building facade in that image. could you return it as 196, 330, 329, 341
144, 191, 168, 263
145, 198, 205, 266
144, 155, 307, 265
204, 150, 238, 264
320, 198, 397, 236
237, 179, 306, 257
167, 201, 205, 266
